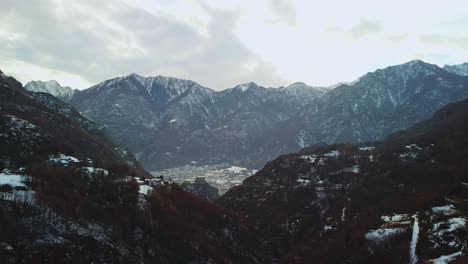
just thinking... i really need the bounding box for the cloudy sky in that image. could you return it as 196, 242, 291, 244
1, 0, 468, 90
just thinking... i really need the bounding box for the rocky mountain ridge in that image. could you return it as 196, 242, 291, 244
1, 71, 147, 177
26, 60, 468, 171
69, 74, 326, 170
444, 62, 468, 76
25, 80, 76, 102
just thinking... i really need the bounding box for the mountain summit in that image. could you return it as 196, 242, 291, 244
25, 80, 76, 102
290, 59, 468, 148
30, 60, 468, 170
444, 62, 468, 76
69, 74, 324, 170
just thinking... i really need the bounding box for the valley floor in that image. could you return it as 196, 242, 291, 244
151, 164, 257, 194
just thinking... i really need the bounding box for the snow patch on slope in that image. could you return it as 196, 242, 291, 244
0, 171, 26, 187
409, 215, 419, 264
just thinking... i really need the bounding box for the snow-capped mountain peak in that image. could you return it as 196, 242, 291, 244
283, 82, 326, 92
25, 60, 468, 171
233, 82, 258, 92
24, 80, 75, 102
367, 60, 441, 81
285, 82, 308, 89
443, 63, 468, 76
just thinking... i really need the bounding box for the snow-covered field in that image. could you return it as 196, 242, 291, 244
365, 228, 406, 242
0, 170, 35, 203
48, 154, 80, 165
139, 185, 153, 195
0, 170, 27, 187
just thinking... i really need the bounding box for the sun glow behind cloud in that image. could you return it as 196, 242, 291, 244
1, 0, 467, 90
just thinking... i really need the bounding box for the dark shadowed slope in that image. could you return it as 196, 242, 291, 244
0, 71, 147, 176
218, 97, 468, 263
1, 70, 270, 263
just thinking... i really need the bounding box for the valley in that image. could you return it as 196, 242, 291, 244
3, 2, 468, 262
151, 164, 257, 194
2, 59, 468, 263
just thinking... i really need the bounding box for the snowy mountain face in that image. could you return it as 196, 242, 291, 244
284, 60, 468, 155
25, 80, 76, 102
36, 60, 468, 171
444, 63, 468, 76
70, 75, 325, 170
70, 74, 215, 166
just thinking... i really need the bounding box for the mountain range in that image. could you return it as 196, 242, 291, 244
24, 61, 468, 172
2, 60, 468, 262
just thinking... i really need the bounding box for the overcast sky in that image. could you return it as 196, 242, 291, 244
1, 0, 468, 90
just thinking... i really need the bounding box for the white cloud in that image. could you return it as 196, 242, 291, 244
1, 59, 92, 89
1, 0, 467, 89
268, 0, 297, 26
0, 0, 285, 89
349, 19, 383, 39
